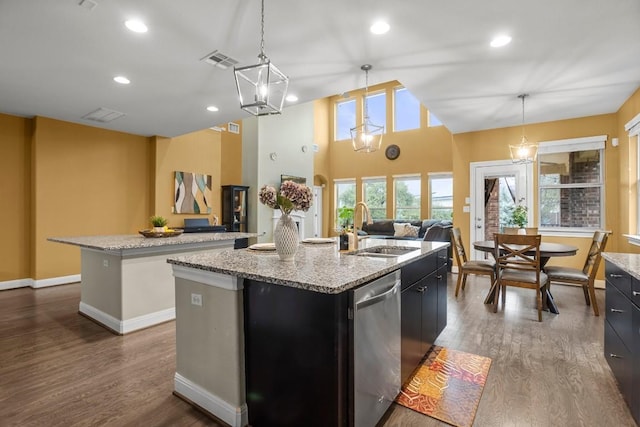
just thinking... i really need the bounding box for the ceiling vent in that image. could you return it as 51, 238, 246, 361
82, 107, 125, 123
201, 50, 239, 70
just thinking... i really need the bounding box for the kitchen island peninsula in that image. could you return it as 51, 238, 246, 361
49, 232, 256, 334
167, 238, 449, 427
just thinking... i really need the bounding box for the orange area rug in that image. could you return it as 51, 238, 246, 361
395, 345, 492, 427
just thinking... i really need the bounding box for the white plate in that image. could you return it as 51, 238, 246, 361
248, 243, 276, 251
301, 237, 336, 244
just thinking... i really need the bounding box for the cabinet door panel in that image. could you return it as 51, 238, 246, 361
436, 265, 448, 337
421, 274, 438, 354
604, 321, 633, 411
606, 263, 631, 296
606, 284, 634, 348
401, 281, 423, 384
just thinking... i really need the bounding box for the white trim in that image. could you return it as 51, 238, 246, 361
0, 278, 31, 291
79, 302, 176, 334
539, 229, 598, 239
32, 274, 81, 288
624, 234, 640, 247
625, 112, 640, 136
538, 135, 606, 154
428, 171, 453, 177
333, 178, 356, 183
171, 265, 244, 291
391, 173, 421, 179
361, 176, 386, 182
174, 373, 248, 427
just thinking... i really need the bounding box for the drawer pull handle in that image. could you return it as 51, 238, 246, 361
609, 353, 623, 359
416, 286, 426, 293
609, 274, 623, 278
437, 275, 443, 280
610, 308, 625, 313
633, 291, 640, 297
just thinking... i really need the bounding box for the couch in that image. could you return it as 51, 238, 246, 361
360, 219, 453, 270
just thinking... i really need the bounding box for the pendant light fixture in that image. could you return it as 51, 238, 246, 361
234, 0, 289, 116
350, 64, 384, 153
510, 94, 538, 164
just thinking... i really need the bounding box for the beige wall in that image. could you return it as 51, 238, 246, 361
153, 129, 222, 228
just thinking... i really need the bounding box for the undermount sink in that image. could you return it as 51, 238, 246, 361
346, 246, 419, 258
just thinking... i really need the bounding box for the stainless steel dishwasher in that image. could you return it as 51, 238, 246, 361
351, 270, 401, 427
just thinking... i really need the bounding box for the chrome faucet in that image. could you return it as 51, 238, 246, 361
352, 202, 373, 250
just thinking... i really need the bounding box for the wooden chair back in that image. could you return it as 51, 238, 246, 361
450, 227, 468, 266
582, 230, 610, 278
494, 233, 542, 274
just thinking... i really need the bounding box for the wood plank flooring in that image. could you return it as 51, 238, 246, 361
0, 277, 636, 426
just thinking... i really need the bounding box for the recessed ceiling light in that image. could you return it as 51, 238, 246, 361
490, 35, 512, 48
125, 19, 148, 33
113, 76, 130, 84
370, 20, 390, 35
206, 106, 219, 112
285, 94, 298, 103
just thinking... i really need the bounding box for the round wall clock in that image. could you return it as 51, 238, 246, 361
385, 144, 400, 160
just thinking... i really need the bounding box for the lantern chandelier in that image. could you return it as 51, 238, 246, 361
350, 64, 384, 153
234, 0, 289, 116
510, 93, 538, 164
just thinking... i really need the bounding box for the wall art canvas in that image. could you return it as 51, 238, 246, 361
174, 171, 212, 214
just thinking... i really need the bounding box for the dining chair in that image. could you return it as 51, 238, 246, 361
543, 230, 610, 316
494, 233, 549, 321
503, 227, 538, 235
451, 227, 496, 297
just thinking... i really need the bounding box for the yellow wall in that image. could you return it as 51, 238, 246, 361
32, 117, 151, 279
326, 81, 453, 230
1, 114, 31, 281
153, 129, 222, 227
221, 122, 243, 185
452, 114, 619, 276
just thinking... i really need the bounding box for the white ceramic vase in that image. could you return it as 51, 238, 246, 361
274, 213, 299, 261
517, 228, 526, 235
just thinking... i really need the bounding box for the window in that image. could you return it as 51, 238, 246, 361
394, 175, 421, 220
362, 177, 387, 220
538, 136, 606, 233
393, 87, 420, 132
365, 92, 386, 132
429, 173, 453, 220
428, 110, 442, 127
335, 99, 356, 141
335, 179, 356, 228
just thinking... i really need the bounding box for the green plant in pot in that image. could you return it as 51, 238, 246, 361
150, 215, 168, 232
337, 207, 354, 250
509, 203, 528, 229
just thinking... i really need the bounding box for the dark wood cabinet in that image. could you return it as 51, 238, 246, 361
400, 248, 448, 384
221, 185, 249, 232
604, 261, 640, 424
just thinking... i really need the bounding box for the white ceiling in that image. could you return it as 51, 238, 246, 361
1, 0, 639, 138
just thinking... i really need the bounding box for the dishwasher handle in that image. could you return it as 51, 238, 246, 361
355, 281, 400, 310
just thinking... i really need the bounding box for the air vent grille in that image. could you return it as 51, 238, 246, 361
201, 50, 239, 70
82, 107, 125, 123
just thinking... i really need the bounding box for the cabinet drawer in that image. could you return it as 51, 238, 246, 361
606, 263, 631, 296
604, 321, 634, 413
401, 253, 436, 290
436, 249, 448, 269
632, 276, 640, 307
633, 302, 640, 357
606, 284, 634, 349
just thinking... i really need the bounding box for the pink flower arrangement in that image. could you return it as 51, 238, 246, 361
259, 180, 313, 214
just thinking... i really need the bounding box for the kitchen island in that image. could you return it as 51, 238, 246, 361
49, 232, 256, 334
167, 238, 449, 427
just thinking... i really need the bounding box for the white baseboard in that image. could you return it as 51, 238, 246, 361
0, 274, 81, 291
32, 274, 81, 288
0, 278, 32, 291
79, 302, 175, 334
174, 373, 248, 427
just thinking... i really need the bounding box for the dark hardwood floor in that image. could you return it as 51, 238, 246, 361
0, 276, 636, 426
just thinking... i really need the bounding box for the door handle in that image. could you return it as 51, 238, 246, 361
610, 308, 625, 313
632, 291, 640, 297
476, 225, 482, 229
609, 353, 623, 359
609, 274, 623, 278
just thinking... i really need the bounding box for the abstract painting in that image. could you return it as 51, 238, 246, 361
174, 171, 212, 214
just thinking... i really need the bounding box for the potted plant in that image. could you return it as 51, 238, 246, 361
150, 215, 168, 233
509, 202, 528, 233
337, 207, 354, 250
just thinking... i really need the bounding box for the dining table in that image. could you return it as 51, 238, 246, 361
472, 240, 578, 314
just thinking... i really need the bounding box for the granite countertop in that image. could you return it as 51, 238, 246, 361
48, 232, 258, 252
168, 238, 450, 294
602, 252, 640, 281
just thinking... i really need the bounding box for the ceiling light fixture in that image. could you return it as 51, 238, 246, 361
350, 64, 384, 153
233, 0, 288, 116
206, 106, 219, 112
370, 21, 390, 35
285, 94, 298, 103
510, 94, 538, 164
490, 34, 511, 47
125, 20, 148, 33
113, 76, 130, 84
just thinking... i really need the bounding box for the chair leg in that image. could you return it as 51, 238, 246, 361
536, 288, 542, 322
582, 283, 590, 306
493, 282, 499, 313
588, 280, 599, 316
501, 283, 506, 305
542, 281, 548, 311
455, 272, 464, 297
461, 274, 468, 291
